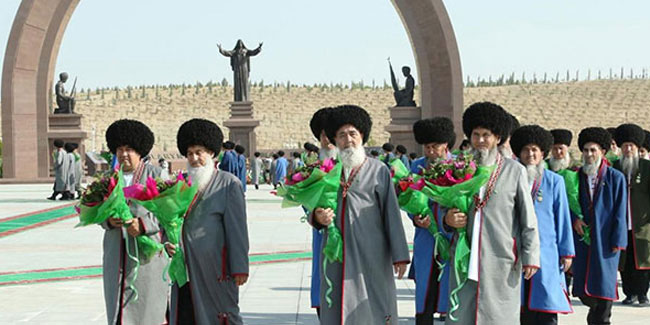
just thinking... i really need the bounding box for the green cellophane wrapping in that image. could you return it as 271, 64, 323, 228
132, 181, 198, 288
398, 186, 450, 265
76, 169, 163, 260
420, 164, 495, 321
556, 169, 590, 245
389, 158, 410, 184
276, 162, 343, 308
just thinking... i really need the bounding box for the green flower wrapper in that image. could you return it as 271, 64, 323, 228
275, 161, 343, 308
132, 180, 198, 288
420, 164, 495, 322
556, 169, 590, 245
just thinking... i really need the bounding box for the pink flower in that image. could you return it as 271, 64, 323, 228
146, 177, 160, 198
123, 183, 145, 200
108, 175, 117, 194
409, 178, 426, 191
291, 172, 306, 183
320, 158, 336, 173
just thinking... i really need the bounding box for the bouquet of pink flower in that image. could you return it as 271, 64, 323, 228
391, 167, 451, 269
127, 173, 198, 288
419, 154, 495, 321
275, 158, 343, 307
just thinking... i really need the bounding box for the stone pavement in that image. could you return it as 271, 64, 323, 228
0, 183, 648, 324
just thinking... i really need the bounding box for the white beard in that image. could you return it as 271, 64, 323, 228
525, 163, 545, 184
548, 155, 571, 172
472, 147, 498, 166
582, 157, 602, 176
621, 154, 639, 178
340, 145, 366, 170
319, 146, 339, 160
187, 162, 215, 191
498, 145, 514, 159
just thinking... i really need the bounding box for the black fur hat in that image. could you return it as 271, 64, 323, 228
413, 117, 456, 147
643, 130, 650, 151
510, 125, 554, 159
105, 119, 154, 157
550, 129, 573, 146
462, 102, 509, 145
382, 143, 394, 152
64, 142, 76, 153
505, 113, 520, 138
396, 144, 407, 154
614, 123, 645, 148
53, 139, 64, 148
234, 144, 245, 155
222, 141, 235, 150
310, 107, 332, 140
176, 118, 223, 157
324, 105, 372, 144
578, 127, 611, 151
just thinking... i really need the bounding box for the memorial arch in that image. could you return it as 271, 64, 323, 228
1, 0, 463, 181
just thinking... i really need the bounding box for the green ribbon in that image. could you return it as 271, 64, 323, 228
132, 181, 198, 288
557, 169, 590, 245
420, 164, 495, 322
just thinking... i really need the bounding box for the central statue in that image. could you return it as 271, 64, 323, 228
218, 39, 263, 102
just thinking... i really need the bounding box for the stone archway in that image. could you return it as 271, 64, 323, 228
1, 0, 463, 181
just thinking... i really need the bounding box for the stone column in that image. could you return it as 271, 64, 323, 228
223, 101, 260, 157
385, 106, 422, 156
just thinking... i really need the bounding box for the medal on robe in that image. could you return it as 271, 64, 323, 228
636, 174, 641, 184
537, 189, 543, 202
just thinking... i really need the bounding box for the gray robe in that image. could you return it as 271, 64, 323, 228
251, 157, 262, 185
74, 153, 83, 192
65, 152, 76, 192
53, 149, 68, 191
313, 158, 410, 324
101, 163, 169, 325
169, 170, 249, 325
440, 158, 540, 325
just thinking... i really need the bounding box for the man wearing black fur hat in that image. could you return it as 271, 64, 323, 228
612, 123, 650, 306
498, 112, 520, 159
103, 119, 168, 324
511, 125, 575, 324
234, 144, 247, 191
47, 140, 68, 200
441, 102, 539, 324
63, 142, 77, 200
381, 142, 396, 168
219, 140, 238, 175
572, 127, 627, 324
548, 129, 576, 172
312, 105, 409, 324
166, 118, 249, 324
410, 117, 457, 324
640, 130, 650, 160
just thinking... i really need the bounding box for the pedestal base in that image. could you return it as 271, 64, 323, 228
385, 106, 422, 156
223, 101, 260, 156
47, 113, 87, 177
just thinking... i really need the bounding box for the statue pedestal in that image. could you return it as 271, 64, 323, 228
47, 113, 87, 177
385, 106, 422, 155
223, 101, 260, 156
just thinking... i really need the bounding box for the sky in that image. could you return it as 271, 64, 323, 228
1, 0, 650, 90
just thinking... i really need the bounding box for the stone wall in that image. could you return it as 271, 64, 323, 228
1, 79, 649, 155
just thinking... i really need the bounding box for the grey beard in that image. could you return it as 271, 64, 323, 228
187, 162, 215, 190
498, 145, 513, 159
548, 155, 571, 171
319, 147, 339, 160
582, 157, 602, 176
340, 145, 366, 170
525, 163, 545, 184
472, 147, 498, 166
621, 154, 639, 178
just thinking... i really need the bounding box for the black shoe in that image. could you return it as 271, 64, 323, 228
46, 196, 56, 200
622, 295, 637, 305
639, 296, 649, 306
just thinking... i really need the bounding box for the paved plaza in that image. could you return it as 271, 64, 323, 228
0, 183, 647, 324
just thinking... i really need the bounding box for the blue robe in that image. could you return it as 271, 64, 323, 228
399, 154, 410, 171
311, 227, 323, 308
409, 157, 450, 314
219, 150, 238, 175
521, 170, 574, 313
572, 164, 627, 300
382, 152, 395, 168
274, 157, 288, 184
237, 154, 247, 192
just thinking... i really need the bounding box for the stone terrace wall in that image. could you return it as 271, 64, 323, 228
1, 79, 649, 155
